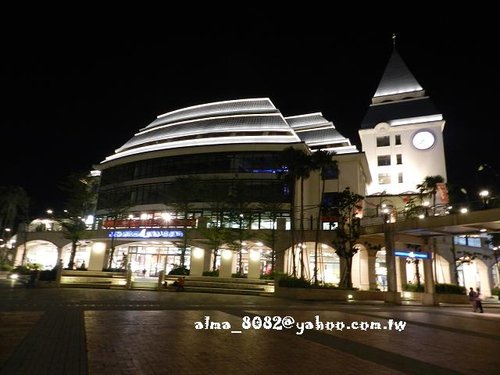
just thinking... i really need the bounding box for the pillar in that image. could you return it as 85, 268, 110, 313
368, 253, 378, 290
396, 257, 407, 292
384, 224, 397, 291
88, 242, 106, 271
219, 249, 234, 278
247, 249, 261, 279
354, 249, 370, 290
190, 248, 205, 276
384, 223, 400, 303
422, 256, 436, 306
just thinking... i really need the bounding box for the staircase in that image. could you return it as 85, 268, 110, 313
162, 275, 275, 296
60, 270, 127, 289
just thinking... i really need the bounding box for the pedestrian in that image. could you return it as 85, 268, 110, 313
175, 276, 185, 292
475, 288, 484, 313
468, 287, 477, 312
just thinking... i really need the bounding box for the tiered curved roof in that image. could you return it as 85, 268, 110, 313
101, 98, 357, 164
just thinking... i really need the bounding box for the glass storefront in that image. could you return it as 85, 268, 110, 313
124, 244, 190, 277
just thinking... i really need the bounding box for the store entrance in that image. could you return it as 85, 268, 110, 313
127, 245, 189, 278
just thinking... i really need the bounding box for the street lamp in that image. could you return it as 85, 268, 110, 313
479, 190, 489, 209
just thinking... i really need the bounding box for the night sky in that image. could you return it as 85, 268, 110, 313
1, 28, 497, 216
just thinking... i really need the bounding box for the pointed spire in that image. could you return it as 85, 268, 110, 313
373, 49, 423, 99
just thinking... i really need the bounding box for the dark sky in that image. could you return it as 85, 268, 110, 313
1, 27, 497, 216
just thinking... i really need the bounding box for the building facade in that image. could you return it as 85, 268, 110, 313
10, 51, 498, 298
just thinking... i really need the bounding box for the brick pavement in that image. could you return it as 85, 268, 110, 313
1, 287, 500, 374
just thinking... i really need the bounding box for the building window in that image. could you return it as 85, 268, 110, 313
376, 136, 390, 147
398, 172, 403, 183
378, 173, 391, 185
377, 155, 391, 166
396, 154, 402, 164
395, 135, 401, 145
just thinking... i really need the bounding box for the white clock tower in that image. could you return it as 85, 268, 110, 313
358, 48, 447, 196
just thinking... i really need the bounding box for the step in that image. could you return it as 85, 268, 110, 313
180, 286, 274, 296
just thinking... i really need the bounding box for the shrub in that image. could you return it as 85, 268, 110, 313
39, 269, 57, 281
168, 266, 190, 275
435, 283, 466, 295
491, 288, 500, 297
202, 270, 219, 277
0, 262, 13, 271
260, 271, 288, 280
403, 283, 424, 292
12, 265, 31, 275
278, 275, 310, 288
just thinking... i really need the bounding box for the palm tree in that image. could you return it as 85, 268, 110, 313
417, 175, 445, 216
278, 147, 311, 278
58, 172, 97, 269
311, 150, 337, 285
0, 186, 30, 233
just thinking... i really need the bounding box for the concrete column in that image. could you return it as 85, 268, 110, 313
203, 248, 212, 272
354, 250, 370, 291
384, 224, 397, 292
396, 257, 407, 292
276, 217, 286, 230
368, 253, 378, 290
247, 250, 261, 279
219, 250, 234, 278
88, 242, 106, 271
422, 256, 436, 306
384, 224, 400, 304
190, 248, 205, 276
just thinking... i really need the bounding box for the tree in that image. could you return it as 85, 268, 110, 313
0, 186, 30, 232
60, 215, 89, 269
257, 202, 286, 273
58, 171, 98, 217
331, 187, 364, 289
0, 186, 29, 266
98, 189, 131, 269
58, 172, 97, 269
485, 233, 500, 286
278, 146, 311, 278
417, 175, 445, 216
198, 225, 229, 271
311, 150, 337, 285
226, 180, 254, 275
167, 176, 202, 268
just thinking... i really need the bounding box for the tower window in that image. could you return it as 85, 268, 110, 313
398, 172, 403, 183
395, 135, 401, 145
396, 154, 402, 164
378, 173, 391, 185
376, 136, 390, 147
377, 155, 391, 166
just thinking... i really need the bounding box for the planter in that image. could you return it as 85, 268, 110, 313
275, 286, 385, 301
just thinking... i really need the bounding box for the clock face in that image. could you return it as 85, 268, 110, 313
412, 130, 435, 150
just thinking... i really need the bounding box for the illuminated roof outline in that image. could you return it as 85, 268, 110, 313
102, 98, 358, 164
361, 50, 443, 130
285, 113, 357, 154
374, 50, 423, 98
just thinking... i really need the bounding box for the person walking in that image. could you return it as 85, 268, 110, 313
468, 287, 477, 312
475, 288, 484, 313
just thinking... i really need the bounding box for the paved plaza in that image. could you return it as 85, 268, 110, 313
0, 283, 499, 375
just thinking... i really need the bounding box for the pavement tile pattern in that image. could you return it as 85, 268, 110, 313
0, 286, 499, 374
